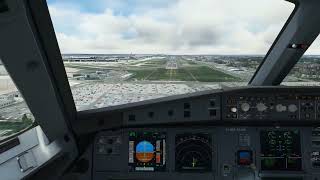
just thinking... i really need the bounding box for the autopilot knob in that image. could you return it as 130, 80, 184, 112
276, 104, 287, 112
288, 104, 298, 113
256, 102, 267, 112
241, 102, 250, 112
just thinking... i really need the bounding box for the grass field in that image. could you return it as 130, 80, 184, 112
140, 59, 167, 66
64, 58, 241, 82
128, 66, 240, 82
0, 115, 33, 137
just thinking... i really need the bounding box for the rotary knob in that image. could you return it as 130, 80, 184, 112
288, 104, 298, 113
256, 102, 267, 112
241, 102, 250, 112
276, 104, 287, 112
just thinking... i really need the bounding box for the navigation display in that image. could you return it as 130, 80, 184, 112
128, 131, 166, 172
175, 133, 212, 172
260, 130, 302, 171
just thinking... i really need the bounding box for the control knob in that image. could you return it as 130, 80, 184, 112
256, 102, 267, 112
276, 104, 287, 112
288, 104, 298, 113
241, 102, 250, 112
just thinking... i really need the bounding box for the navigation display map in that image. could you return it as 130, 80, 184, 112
175, 133, 213, 172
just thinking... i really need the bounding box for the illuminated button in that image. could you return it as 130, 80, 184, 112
223, 164, 231, 175
231, 107, 237, 113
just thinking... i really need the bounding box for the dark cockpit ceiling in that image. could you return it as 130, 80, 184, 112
0, 0, 320, 180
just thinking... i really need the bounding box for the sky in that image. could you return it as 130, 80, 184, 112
47, 0, 320, 55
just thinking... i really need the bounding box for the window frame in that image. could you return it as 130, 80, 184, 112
249, 1, 299, 85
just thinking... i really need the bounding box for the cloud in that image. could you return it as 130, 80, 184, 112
306, 36, 320, 55
48, 0, 304, 55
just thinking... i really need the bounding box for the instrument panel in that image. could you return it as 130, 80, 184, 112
92, 88, 320, 180
93, 127, 320, 180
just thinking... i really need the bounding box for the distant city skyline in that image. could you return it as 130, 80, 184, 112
48, 0, 319, 55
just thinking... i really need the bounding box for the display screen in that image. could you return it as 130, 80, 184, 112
260, 130, 302, 171
237, 150, 252, 166
175, 133, 212, 172
128, 131, 166, 172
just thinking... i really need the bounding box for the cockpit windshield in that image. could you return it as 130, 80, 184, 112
47, 0, 295, 111
282, 36, 320, 86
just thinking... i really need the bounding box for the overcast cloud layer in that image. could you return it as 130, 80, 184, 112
47, 0, 319, 55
